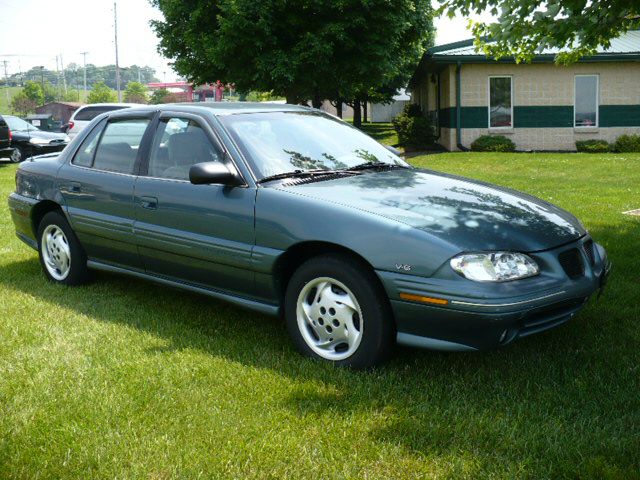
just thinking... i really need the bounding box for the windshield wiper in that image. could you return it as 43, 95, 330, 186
257, 169, 345, 184
346, 162, 411, 172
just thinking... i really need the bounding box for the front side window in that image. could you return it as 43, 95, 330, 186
147, 117, 222, 180
92, 118, 150, 174
220, 111, 406, 180
574, 75, 598, 127
488, 76, 513, 129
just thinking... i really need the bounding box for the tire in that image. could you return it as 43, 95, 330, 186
9, 146, 23, 163
37, 211, 92, 285
284, 254, 395, 369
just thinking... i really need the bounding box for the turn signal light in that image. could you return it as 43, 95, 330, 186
399, 293, 449, 305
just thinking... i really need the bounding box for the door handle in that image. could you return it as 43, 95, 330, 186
65, 182, 82, 193
139, 196, 158, 210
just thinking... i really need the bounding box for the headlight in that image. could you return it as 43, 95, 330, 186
29, 137, 50, 145
450, 252, 539, 282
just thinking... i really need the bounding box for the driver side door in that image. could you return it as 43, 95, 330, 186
133, 112, 257, 298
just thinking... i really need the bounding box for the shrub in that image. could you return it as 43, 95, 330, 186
392, 104, 436, 149
613, 134, 640, 153
575, 139, 611, 153
470, 135, 516, 152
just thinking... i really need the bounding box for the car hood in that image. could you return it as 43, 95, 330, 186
275, 168, 585, 252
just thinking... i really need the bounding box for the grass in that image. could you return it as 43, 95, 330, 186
0, 87, 23, 115
359, 122, 398, 146
1, 152, 639, 479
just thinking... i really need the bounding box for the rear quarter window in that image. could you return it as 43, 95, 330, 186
73, 106, 128, 122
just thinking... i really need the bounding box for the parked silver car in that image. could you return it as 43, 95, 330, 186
67, 103, 139, 139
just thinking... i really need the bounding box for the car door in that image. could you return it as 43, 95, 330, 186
133, 112, 256, 297
58, 112, 154, 270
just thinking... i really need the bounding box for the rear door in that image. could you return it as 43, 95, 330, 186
59, 111, 155, 269
133, 111, 256, 297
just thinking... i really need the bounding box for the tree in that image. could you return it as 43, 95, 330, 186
124, 81, 148, 103
150, 88, 173, 104
87, 81, 117, 103
11, 91, 38, 116
151, 0, 434, 126
23, 80, 44, 105
439, 0, 640, 64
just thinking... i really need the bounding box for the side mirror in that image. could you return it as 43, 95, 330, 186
189, 161, 242, 186
385, 145, 402, 156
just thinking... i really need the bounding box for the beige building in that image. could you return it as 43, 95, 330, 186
408, 31, 640, 151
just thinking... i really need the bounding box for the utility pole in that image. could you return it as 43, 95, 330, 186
80, 52, 88, 102
2, 60, 9, 109
114, 1, 122, 101
60, 54, 67, 95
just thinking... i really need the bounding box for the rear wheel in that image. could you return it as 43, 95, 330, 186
285, 254, 395, 369
37, 211, 92, 285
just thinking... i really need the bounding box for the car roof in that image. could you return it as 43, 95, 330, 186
77, 103, 141, 108
135, 102, 313, 117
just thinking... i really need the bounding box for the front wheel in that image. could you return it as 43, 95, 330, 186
9, 147, 23, 163
37, 211, 92, 285
285, 254, 395, 369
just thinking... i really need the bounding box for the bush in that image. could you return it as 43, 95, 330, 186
613, 134, 640, 153
392, 104, 436, 149
575, 139, 611, 153
470, 135, 516, 152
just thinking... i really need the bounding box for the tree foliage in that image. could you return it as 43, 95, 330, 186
23, 81, 44, 105
124, 81, 149, 103
11, 91, 38, 116
439, 0, 640, 64
151, 0, 434, 122
149, 88, 179, 104
87, 81, 117, 104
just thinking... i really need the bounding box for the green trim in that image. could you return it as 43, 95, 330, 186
439, 105, 640, 129
429, 53, 640, 65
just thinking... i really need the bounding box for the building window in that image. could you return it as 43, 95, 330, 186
488, 76, 513, 129
574, 75, 599, 128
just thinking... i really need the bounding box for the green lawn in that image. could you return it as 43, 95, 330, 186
359, 122, 398, 146
1, 152, 639, 479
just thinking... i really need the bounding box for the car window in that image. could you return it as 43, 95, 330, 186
5, 115, 37, 132
147, 117, 222, 180
72, 120, 106, 167
73, 106, 128, 122
92, 118, 150, 174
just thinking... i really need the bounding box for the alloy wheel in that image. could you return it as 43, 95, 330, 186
296, 276, 364, 360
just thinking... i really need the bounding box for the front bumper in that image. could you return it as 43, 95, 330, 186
378, 236, 610, 351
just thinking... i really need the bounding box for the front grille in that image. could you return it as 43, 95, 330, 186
583, 239, 595, 266
558, 248, 584, 279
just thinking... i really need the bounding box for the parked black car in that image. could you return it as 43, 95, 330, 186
3, 115, 69, 163
0, 115, 14, 160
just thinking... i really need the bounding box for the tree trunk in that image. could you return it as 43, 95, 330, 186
352, 98, 362, 128
312, 92, 322, 109
336, 98, 343, 118
363, 99, 368, 123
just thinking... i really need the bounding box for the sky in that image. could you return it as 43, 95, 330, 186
0, 0, 491, 83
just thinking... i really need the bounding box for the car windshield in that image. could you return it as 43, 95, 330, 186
5, 116, 39, 132
220, 111, 408, 180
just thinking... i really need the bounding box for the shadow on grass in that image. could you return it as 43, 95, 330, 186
1, 219, 638, 476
